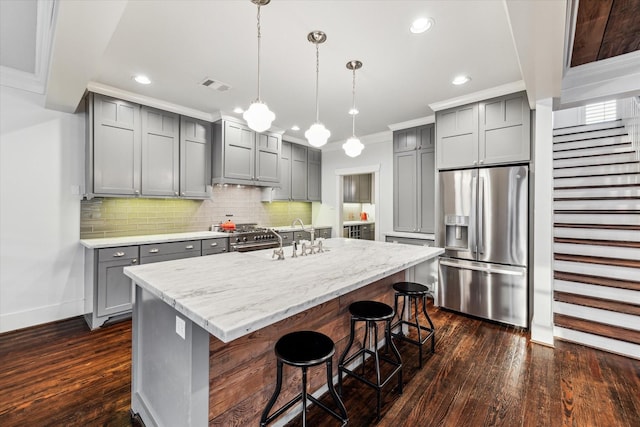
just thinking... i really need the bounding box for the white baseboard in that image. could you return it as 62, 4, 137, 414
554, 327, 640, 360
0, 299, 85, 333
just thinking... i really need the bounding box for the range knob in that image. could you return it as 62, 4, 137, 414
235, 238, 241, 243
254, 236, 258, 241
242, 237, 248, 242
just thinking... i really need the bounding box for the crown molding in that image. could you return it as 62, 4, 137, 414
429, 80, 526, 112
387, 115, 435, 131
321, 130, 391, 152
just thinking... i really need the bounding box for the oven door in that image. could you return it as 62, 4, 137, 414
232, 241, 280, 252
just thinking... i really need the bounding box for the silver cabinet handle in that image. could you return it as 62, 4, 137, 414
174, 192, 179, 196
479, 159, 484, 164
439, 260, 524, 276
149, 248, 159, 253
135, 190, 140, 195
282, 236, 288, 239
210, 242, 218, 247
473, 160, 478, 165
185, 245, 194, 249
181, 192, 186, 196
223, 249, 227, 252
131, 259, 138, 264
113, 251, 125, 257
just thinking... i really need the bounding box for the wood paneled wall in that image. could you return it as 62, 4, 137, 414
207, 271, 405, 425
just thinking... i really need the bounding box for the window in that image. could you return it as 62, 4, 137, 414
585, 100, 617, 124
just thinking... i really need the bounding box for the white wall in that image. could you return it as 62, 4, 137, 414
0, 85, 85, 332
314, 139, 393, 239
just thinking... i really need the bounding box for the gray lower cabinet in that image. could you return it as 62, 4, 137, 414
316, 227, 332, 239
85, 245, 140, 329
277, 231, 294, 246
361, 224, 375, 240
293, 230, 311, 243
212, 119, 282, 186
393, 124, 435, 234
202, 237, 228, 255
87, 93, 211, 199
139, 240, 202, 264
436, 91, 530, 169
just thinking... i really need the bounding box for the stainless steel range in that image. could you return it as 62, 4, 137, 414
222, 223, 281, 252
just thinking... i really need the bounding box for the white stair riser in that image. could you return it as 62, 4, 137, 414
554, 199, 640, 211
554, 174, 640, 188
554, 143, 634, 159
553, 135, 628, 151
554, 260, 639, 282
554, 187, 640, 199
554, 242, 640, 261
554, 327, 640, 360
554, 152, 638, 168
554, 301, 640, 331
554, 213, 640, 226
553, 120, 624, 136
553, 127, 628, 143
555, 280, 640, 304
553, 163, 640, 178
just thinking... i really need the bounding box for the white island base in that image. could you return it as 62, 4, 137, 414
125, 238, 443, 426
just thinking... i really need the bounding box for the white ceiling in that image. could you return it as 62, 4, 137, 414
14, 1, 569, 147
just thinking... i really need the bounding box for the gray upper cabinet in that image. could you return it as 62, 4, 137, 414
436, 91, 530, 169
307, 148, 322, 202
180, 117, 211, 198
212, 119, 281, 186
256, 133, 280, 184
393, 124, 435, 234
141, 107, 180, 197
344, 174, 372, 203
291, 144, 308, 201
87, 93, 210, 200
274, 141, 292, 200
91, 94, 141, 196
478, 92, 530, 165
436, 104, 478, 169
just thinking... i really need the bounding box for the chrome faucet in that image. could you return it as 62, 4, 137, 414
292, 218, 315, 246
266, 228, 284, 260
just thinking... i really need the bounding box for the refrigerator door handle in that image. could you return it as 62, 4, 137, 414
470, 175, 477, 253
478, 176, 485, 254
439, 260, 524, 276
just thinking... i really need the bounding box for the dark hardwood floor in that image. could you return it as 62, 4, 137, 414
1, 304, 638, 427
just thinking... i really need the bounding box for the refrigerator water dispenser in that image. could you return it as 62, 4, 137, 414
444, 214, 469, 250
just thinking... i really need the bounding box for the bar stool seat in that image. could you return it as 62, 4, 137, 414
338, 300, 402, 420
391, 282, 435, 368
260, 331, 348, 426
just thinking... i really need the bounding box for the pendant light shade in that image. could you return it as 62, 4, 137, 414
343, 60, 364, 157
244, 0, 275, 132
305, 31, 330, 147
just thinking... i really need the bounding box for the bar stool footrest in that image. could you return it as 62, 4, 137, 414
339, 348, 402, 390
392, 320, 435, 347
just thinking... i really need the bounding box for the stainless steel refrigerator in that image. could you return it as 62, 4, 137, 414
437, 165, 528, 327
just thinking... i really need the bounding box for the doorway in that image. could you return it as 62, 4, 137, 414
335, 165, 380, 241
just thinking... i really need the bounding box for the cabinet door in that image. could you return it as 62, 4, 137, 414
97, 256, 138, 317
436, 104, 478, 169
307, 148, 322, 202
141, 107, 180, 197
393, 127, 418, 152
180, 117, 211, 198
343, 175, 353, 203
359, 174, 371, 203
274, 141, 292, 200
93, 94, 141, 195
393, 151, 418, 232
223, 121, 255, 181
479, 92, 530, 165
417, 124, 435, 151
256, 132, 281, 183
291, 144, 308, 201
418, 149, 435, 233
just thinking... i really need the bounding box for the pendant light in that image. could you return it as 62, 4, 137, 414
243, 0, 275, 132
342, 60, 365, 158
305, 31, 330, 147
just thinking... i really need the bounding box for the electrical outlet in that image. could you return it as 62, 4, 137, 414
175, 316, 186, 339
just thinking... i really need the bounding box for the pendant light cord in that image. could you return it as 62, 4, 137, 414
315, 43, 320, 123
351, 68, 357, 137
256, 4, 262, 102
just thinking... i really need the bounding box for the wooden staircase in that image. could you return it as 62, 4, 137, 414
552, 118, 640, 359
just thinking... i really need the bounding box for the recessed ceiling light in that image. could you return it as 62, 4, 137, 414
291, 125, 300, 131
233, 107, 244, 114
133, 75, 151, 85
410, 17, 434, 34
452, 75, 471, 85
348, 108, 359, 115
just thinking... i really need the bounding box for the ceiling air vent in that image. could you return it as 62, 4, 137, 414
199, 77, 231, 92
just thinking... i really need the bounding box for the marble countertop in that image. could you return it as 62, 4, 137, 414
124, 238, 443, 343
80, 231, 229, 249
384, 231, 436, 240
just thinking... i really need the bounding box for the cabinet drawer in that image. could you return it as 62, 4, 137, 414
293, 230, 311, 242
140, 240, 202, 258
98, 246, 139, 262
316, 227, 332, 239
139, 251, 200, 264
385, 236, 434, 247
202, 238, 229, 255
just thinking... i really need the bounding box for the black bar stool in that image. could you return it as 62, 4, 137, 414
338, 300, 402, 420
391, 281, 435, 368
260, 330, 348, 427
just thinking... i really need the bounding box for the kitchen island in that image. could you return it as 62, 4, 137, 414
124, 238, 443, 426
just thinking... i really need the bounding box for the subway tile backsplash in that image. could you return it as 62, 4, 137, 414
80, 186, 312, 239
